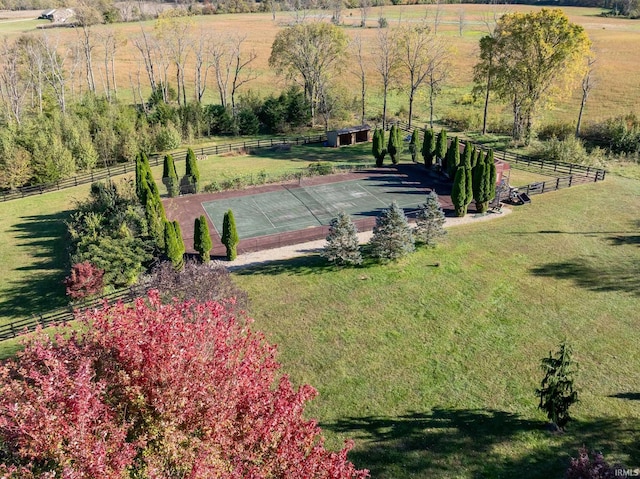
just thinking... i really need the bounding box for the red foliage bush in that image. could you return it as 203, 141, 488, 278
63, 261, 105, 299
0, 292, 368, 478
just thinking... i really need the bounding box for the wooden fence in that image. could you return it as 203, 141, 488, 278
0, 134, 327, 202
0, 287, 141, 342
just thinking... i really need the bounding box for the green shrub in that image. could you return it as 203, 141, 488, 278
534, 137, 606, 167
155, 123, 182, 151
308, 162, 333, 176
537, 121, 574, 141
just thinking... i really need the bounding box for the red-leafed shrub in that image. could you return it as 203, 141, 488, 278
63, 261, 104, 299
565, 446, 622, 478
0, 292, 369, 479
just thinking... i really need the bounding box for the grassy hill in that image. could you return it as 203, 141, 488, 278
233, 175, 640, 477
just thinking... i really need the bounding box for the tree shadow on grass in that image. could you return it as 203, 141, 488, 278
231, 253, 376, 276
324, 409, 640, 479
530, 256, 640, 296
0, 212, 71, 320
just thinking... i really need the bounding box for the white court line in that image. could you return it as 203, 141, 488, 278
252, 197, 278, 230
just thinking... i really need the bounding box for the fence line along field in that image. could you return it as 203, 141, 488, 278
0, 5, 638, 127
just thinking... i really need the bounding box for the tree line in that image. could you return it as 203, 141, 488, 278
1, 7, 626, 191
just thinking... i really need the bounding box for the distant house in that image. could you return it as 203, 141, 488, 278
326, 125, 371, 148
38, 8, 75, 23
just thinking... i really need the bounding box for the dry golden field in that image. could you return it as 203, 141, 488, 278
1, 4, 639, 128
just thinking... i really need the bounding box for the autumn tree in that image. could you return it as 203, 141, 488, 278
414, 191, 446, 247
475, 9, 591, 143
269, 23, 347, 122
370, 201, 415, 261
0, 292, 369, 479
194, 214, 213, 263
63, 261, 104, 300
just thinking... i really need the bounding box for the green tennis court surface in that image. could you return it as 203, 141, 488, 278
202, 176, 427, 239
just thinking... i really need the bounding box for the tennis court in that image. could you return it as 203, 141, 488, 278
202, 175, 428, 239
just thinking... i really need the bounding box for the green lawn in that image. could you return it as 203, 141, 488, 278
0, 185, 92, 325
233, 175, 640, 478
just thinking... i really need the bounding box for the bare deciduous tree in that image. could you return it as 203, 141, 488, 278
373, 27, 399, 130
0, 39, 29, 124
351, 34, 367, 124
576, 56, 596, 138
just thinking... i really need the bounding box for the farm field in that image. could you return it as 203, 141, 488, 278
0, 5, 638, 129
233, 175, 640, 477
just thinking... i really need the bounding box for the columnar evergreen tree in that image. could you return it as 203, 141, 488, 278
446, 136, 461, 178
487, 149, 497, 201
222, 209, 239, 261
462, 142, 472, 169
435, 129, 447, 169
164, 220, 185, 270
452, 166, 472, 217
322, 211, 362, 266
536, 341, 579, 430
162, 154, 179, 198
472, 160, 490, 213
387, 124, 402, 165
135, 151, 152, 204
422, 127, 436, 168
372, 128, 386, 167
471, 146, 479, 168
408, 129, 418, 162
370, 201, 415, 261
465, 166, 473, 211
415, 191, 447, 247
185, 147, 200, 193
194, 215, 213, 263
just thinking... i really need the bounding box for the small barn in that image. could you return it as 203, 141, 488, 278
326, 125, 371, 148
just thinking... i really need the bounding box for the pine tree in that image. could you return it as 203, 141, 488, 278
408, 129, 418, 162
370, 201, 415, 261
162, 154, 179, 198
414, 191, 447, 247
194, 215, 213, 263
372, 128, 386, 167
185, 148, 200, 193
435, 129, 447, 170
447, 137, 461, 178
422, 127, 435, 168
222, 209, 239, 261
322, 212, 362, 266
452, 167, 471, 217
536, 341, 579, 430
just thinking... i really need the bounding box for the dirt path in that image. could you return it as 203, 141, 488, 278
225, 207, 512, 270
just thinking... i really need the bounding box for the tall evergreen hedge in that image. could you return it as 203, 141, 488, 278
422, 128, 435, 168
194, 215, 213, 263
162, 154, 179, 198
387, 125, 402, 165
185, 148, 200, 193
435, 129, 447, 169
222, 210, 239, 261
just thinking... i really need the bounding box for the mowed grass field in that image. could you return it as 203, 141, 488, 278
0, 5, 638, 128
233, 175, 640, 477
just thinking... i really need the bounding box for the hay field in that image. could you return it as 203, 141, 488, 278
0, 6, 638, 127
